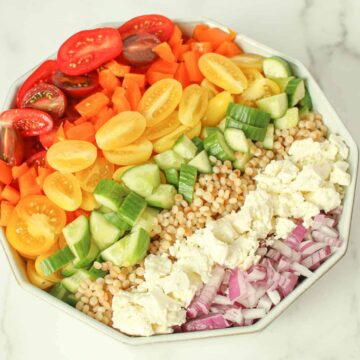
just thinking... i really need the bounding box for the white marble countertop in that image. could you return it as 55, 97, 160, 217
1, 0, 359, 359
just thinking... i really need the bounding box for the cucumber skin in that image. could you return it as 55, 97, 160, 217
226, 103, 270, 128
74, 241, 100, 269
173, 135, 198, 160
40, 246, 75, 276
123, 228, 150, 267
286, 78, 305, 106
61, 262, 77, 277
103, 212, 131, 234
178, 164, 198, 204
62, 269, 92, 294
164, 168, 179, 187
192, 137, 204, 152
299, 88, 313, 114
118, 192, 147, 226
204, 131, 235, 161
263, 56, 293, 78
226, 119, 267, 142
93, 179, 128, 211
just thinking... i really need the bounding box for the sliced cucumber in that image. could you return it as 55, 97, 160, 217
226, 103, 270, 127
228, 121, 267, 142
88, 266, 107, 279
201, 126, 221, 139
103, 212, 130, 234
63, 215, 91, 259
217, 118, 227, 132
188, 150, 212, 173
286, 78, 305, 106
62, 269, 92, 294
93, 180, 128, 211
299, 88, 313, 115
97, 205, 113, 214
270, 76, 294, 92
263, 56, 293, 78
164, 168, 179, 187
40, 246, 75, 276
178, 164, 198, 203
224, 128, 250, 153
61, 262, 77, 277
50, 283, 76, 306
233, 152, 253, 171
154, 150, 185, 170
274, 107, 299, 129
118, 191, 147, 226
256, 93, 288, 119
173, 135, 198, 160
146, 184, 176, 209
121, 164, 161, 198
74, 240, 100, 269
192, 136, 204, 152
133, 207, 159, 233
101, 228, 150, 267
90, 211, 122, 250
204, 131, 235, 161
262, 124, 274, 150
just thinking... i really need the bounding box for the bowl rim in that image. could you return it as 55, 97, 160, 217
0, 17, 358, 345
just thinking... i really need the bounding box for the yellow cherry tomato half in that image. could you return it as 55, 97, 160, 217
179, 84, 208, 127
201, 79, 220, 100
241, 68, 264, 83
142, 111, 181, 141
95, 111, 146, 151
113, 165, 134, 182
75, 157, 114, 192
153, 125, 189, 153
43, 171, 82, 211
230, 53, 264, 71
80, 191, 100, 211
103, 138, 153, 166
138, 78, 183, 127
241, 78, 281, 101
185, 121, 202, 139
46, 140, 97, 173
202, 91, 233, 127
35, 245, 63, 283
198, 53, 248, 94
7, 196, 66, 257
27, 260, 54, 289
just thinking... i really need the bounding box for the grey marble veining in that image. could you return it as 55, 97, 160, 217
0, 0, 359, 359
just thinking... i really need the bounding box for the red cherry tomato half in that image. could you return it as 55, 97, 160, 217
39, 126, 58, 149
23, 137, 45, 159
57, 28, 123, 76
16, 60, 58, 108
20, 83, 67, 118
0, 126, 24, 166
122, 33, 160, 66
0, 109, 53, 137
26, 150, 47, 168
52, 70, 99, 98
118, 14, 174, 42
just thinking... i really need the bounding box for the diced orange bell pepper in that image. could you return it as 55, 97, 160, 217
183, 51, 204, 83
196, 27, 230, 48
36, 167, 53, 189
125, 81, 142, 110
172, 43, 190, 61
216, 41, 243, 57
111, 87, 131, 115
18, 168, 42, 197
66, 122, 96, 143
0, 201, 15, 226
99, 69, 121, 93
153, 42, 176, 63
1, 185, 20, 205
190, 42, 213, 54
192, 24, 209, 41
73, 116, 88, 125
11, 162, 29, 180
75, 92, 110, 118
55, 124, 66, 142
174, 62, 191, 88
0, 160, 12, 185
168, 25, 183, 47
105, 60, 131, 77
122, 73, 146, 90
146, 71, 173, 85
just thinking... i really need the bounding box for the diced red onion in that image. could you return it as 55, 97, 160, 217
244, 319, 254, 326
210, 304, 231, 314
317, 225, 339, 238
312, 230, 342, 248
242, 308, 266, 320
228, 268, 248, 301
301, 246, 332, 269
298, 240, 327, 256
291, 262, 313, 277
267, 290, 281, 305
182, 314, 230, 332
247, 265, 267, 282
219, 269, 232, 294
266, 249, 281, 261
187, 265, 225, 319
257, 294, 272, 312
224, 308, 244, 325
213, 295, 233, 305
285, 224, 307, 249
272, 240, 301, 262
277, 256, 292, 272
278, 272, 298, 297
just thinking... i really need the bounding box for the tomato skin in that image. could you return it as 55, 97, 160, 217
0, 109, 53, 137
16, 60, 58, 108
20, 83, 67, 118
122, 33, 160, 66
39, 126, 58, 149
52, 71, 99, 98
26, 150, 47, 168
119, 14, 174, 42
57, 28, 123, 76
0, 126, 24, 166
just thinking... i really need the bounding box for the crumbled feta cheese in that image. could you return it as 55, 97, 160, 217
330, 161, 351, 186
112, 287, 186, 336
275, 218, 296, 239
329, 134, 349, 160
305, 184, 341, 213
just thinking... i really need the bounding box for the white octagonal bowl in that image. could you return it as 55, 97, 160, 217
0, 18, 358, 345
